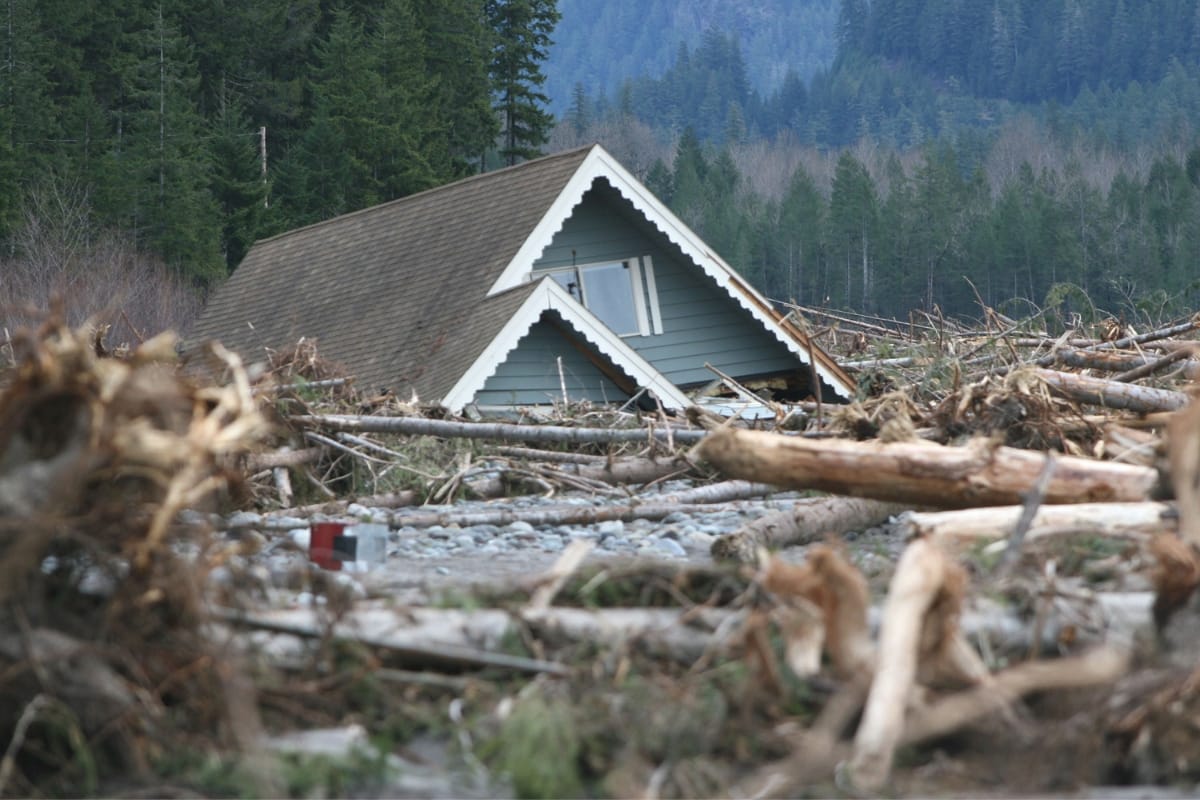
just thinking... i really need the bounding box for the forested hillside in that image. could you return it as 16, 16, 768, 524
543, 0, 837, 113
5, 0, 1200, 334
0, 0, 556, 304
560, 0, 1200, 321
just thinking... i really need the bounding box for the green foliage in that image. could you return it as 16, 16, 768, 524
483, 692, 584, 799
487, 0, 561, 166
0, 0, 556, 288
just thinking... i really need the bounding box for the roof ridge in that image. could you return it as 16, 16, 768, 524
250, 145, 598, 249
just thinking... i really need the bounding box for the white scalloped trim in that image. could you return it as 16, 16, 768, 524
487, 145, 853, 400
442, 278, 690, 413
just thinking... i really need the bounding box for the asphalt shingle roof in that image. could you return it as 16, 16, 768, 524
190, 147, 593, 401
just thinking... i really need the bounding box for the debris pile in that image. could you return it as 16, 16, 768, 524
0, 319, 272, 797
4, 307, 1200, 797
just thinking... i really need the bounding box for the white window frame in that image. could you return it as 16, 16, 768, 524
540, 258, 660, 338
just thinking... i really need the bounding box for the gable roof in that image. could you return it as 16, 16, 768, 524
191, 146, 594, 401
190, 144, 855, 406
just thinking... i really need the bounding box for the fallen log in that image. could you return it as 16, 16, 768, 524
1035, 368, 1189, 413
220, 604, 739, 670
696, 428, 1160, 509
711, 496, 910, 562
372, 499, 756, 531
901, 502, 1176, 546
289, 413, 707, 446
1113, 347, 1195, 382
245, 446, 324, 471
464, 455, 704, 499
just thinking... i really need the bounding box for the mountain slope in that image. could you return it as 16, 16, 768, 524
543, 0, 838, 112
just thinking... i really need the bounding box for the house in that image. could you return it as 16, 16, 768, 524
189, 144, 855, 412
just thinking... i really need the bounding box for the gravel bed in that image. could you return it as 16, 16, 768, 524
217, 482, 892, 603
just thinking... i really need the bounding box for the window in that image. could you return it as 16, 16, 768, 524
545, 257, 663, 337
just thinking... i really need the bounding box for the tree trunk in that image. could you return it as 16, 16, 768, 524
712, 496, 911, 562
290, 413, 707, 446
900, 501, 1175, 545
696, 428, 1160, 509
1035, 368, 1189, 412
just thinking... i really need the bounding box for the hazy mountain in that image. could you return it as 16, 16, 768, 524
543, 0, 839, 112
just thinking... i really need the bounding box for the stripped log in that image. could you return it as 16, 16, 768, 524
219, 605, 738, 671
245, 446, 324, 471
1054, 348, 1159, 372
711, 496, 910, 562
379, 499, 753, 531
1035, 368, 1189, 413
1113, 347, 1194, 382
697, 428, 1160, 509
464, 455, 703, 499
900, 502, 1176, 546
290, 413, 707, 446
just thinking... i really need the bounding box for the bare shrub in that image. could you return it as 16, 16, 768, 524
0, 178, 201, 344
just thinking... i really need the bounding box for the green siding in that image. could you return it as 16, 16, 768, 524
475, 315, 631, 406
533, 181, 801, 386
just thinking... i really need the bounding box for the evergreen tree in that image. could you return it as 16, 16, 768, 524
828, 151, 878, 309
124, 2, 222, 283
208, 96, 265, 272
777, 165, 826, 304
415, 0, 496, 172
486, 0, 560, 166
0, 0, 54, 238
566, 81, 591, 135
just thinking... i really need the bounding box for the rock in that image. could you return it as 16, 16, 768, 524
648, 537, 687, 558
597, 520, 625, 537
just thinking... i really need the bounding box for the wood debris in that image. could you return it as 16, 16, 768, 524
5, 307, 1200, 798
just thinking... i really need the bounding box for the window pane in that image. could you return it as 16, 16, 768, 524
580, 262, 639, 335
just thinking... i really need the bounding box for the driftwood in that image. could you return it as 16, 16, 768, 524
1035, 368, 1189, 413
1054, 348, 1161, 372
245, 446, 324, 471
1168, 401, 1200, 547
901, 501, 1176, 546
736, 645, 1130, 799
464, 455, 704, 499
218, 607, 569, 675
1113, 347, 1195, 382
490, 446, 607, 464
711, 496, 910, 562
355, 498, 760, 531
290, 413, 707, 446
848, 537, 984, 792
697, 428, 1160, 509
221, 605, 739, 671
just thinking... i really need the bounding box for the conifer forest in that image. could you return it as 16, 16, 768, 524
3, 0, 1200, 327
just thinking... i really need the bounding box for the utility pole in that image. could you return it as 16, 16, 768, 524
260, 126, 269, 208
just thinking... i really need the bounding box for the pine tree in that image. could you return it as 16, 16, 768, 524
486, 0, 560, 166
829, 151, 878, 309
124, 2, 222, 284
208, 95, 265, 272
777, 165, 826, 304
0, 0, 54, 238
415, 0, 496, 173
